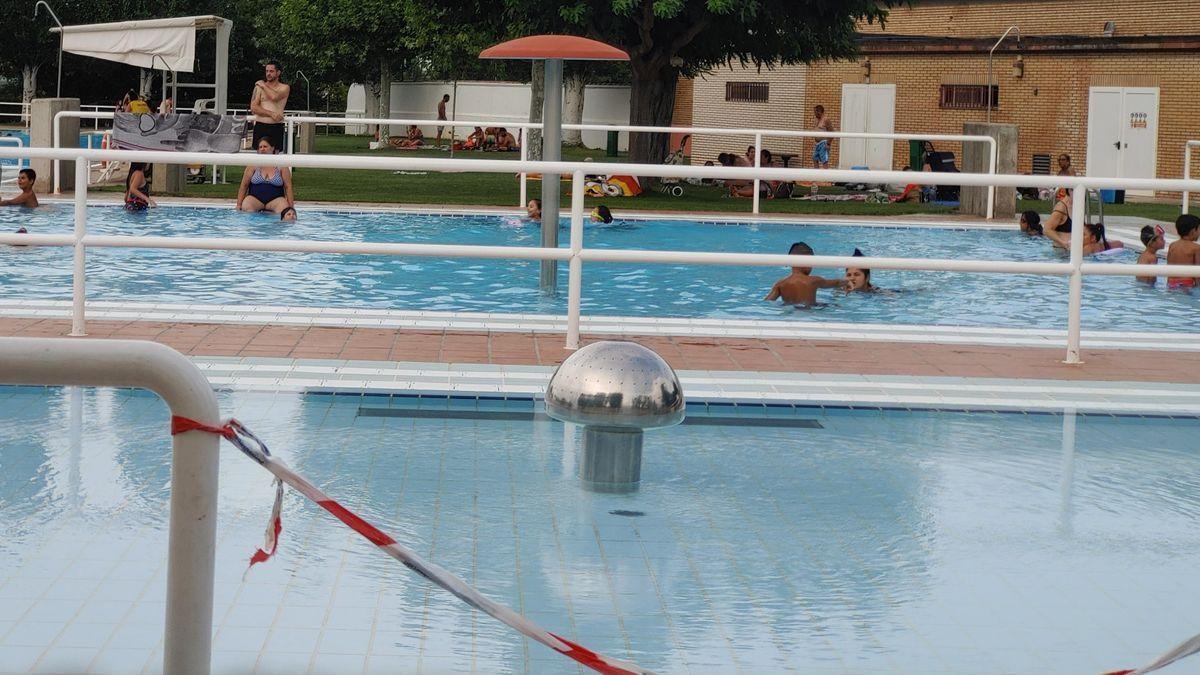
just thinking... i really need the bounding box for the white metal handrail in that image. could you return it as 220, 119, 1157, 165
0, 336, 221, 675
4, 145, 1200, 366
0, 136, 25, 185
285, 115, 998, 218
1183, 140, 1200, 214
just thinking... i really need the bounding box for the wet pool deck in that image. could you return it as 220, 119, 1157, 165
1, 316, 1195, 385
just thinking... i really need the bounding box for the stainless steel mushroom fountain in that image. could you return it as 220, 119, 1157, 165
545, 341, 685, 492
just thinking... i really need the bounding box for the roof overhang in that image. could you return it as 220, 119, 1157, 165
480, 35, 629, 61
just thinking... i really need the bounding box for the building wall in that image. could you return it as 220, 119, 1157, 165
860, 0, 1200, 38
688, 63, 807, 166
804, 51, 1200, 186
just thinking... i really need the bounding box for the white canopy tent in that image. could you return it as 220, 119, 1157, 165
51, 15, 232, 114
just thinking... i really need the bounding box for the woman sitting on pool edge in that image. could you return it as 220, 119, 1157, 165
236, 137, 295, 216
844, 248, 877, 293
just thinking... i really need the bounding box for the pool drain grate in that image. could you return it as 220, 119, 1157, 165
608, 510, 645, 517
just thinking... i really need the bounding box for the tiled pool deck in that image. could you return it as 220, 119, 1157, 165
1, 316, 1196, 385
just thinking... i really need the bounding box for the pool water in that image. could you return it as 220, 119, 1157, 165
1, 386, 1197, 674
1, 206, 1196, 331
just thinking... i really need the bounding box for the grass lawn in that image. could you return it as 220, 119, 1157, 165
103, 134, 1182, 221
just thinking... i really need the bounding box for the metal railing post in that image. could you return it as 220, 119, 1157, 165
53, 111, 61, 194
70, 157, 87, 336
1186, 142, 1194, 215
1065, 183, 1085, 363
0, 337, 221, 675
286, 118, 294, 154
566, 170, 585, 349
752, 132, 763, 215
987, 138, 997, 220
519, 141, 528, 208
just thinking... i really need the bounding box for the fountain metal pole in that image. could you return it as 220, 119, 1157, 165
540, 58, 563, 294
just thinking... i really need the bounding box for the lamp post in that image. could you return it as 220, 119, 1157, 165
294, 70, 311, 112
986, 25, 1021, 124
34, 1, 64, 98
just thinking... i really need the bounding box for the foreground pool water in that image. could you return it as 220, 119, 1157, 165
2, 387, 1197, 673
1, 205, 1196, 331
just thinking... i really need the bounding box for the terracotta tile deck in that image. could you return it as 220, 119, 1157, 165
1, 317, 1196, 385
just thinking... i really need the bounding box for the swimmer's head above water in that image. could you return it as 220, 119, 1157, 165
845, 248, 874, 292
787, 241, 814, 273
1019, 210, 1042, 235
591, 205, 613, 224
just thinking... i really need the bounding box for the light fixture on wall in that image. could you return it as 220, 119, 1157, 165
1012, 55, 1024, 78
861, 58, 872, 81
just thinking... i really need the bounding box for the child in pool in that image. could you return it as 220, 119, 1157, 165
844, 248, 877, 292
591, 205, 613, 224
764, 242, 844, 305
1166, 214, 1200, 289
1136, 224, 1164, 285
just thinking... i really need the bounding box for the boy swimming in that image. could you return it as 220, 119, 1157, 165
1166, 214, 1200, 289
0, 168, 39, 208
764, 242, 844, 305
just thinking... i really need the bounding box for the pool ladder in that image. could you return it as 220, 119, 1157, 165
1084, 188, 1105, 226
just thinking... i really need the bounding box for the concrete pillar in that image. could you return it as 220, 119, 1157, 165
297, 122, 317, 154
151, 163, 186, 195
30, 98, 80, 193
962, 122, 1018, 219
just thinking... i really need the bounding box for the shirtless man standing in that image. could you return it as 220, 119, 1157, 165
436, 94, 450, 145
812, 105, 834, 170
251, 60, 291, 153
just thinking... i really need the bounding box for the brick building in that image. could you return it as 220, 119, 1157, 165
686, 0, 1200, 197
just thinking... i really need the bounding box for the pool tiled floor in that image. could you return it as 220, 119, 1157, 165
0, 316, 1197, 384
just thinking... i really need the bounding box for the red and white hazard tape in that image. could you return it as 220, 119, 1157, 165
172, 416, 653, 675
1104, 630, 1200, 674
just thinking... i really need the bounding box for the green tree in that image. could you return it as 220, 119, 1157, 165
498, 0, 902, 163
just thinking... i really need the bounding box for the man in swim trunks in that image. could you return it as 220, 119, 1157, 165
764, 242, 844, 305
0, 168, 38, 208
436, 94, 450, 144
1166, 214, 1200, 289
812, 105, 834, 170
250, 60, 290, 153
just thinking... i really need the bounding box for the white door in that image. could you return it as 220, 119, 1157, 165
838, 84, 896, 170
1086, 86, 1159, 195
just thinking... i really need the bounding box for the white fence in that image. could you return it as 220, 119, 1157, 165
285, 115, 998, 218
4, 145, 1200, 365
1184, 140, 1200, 214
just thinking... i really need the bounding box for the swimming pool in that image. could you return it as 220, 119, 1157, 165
0, 386, 1195, 673
1, 205, 1195, 332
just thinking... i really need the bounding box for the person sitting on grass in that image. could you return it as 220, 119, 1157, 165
1018, 210, 1043, 236
1, 169, 39, 208
1166, 214, 1200, 290
494, 128, 518, 151
390, 125, 425, 149
591, 205, 613, 224
124, 162, 156, 211
1136, 224, 1165, 285
236, 137, 295, 215
526, 198, 542, 220
464, 127, 485, 150
718, 152, 758, 197
764, 241, 844, 306
844, 248, 877, 293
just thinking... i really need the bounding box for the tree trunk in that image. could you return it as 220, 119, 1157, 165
627, 61, 679, 165
139, 69, 154, 99
365, 79, 381, 137
21, 65, 38, 121
563, 71, 586, 147
527, 60, 545, 161
379, 60, 393, 140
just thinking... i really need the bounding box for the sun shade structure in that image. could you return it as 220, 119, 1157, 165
480, 36, 629, 296
480, 35, 630, 62
51, 15, 232, 114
